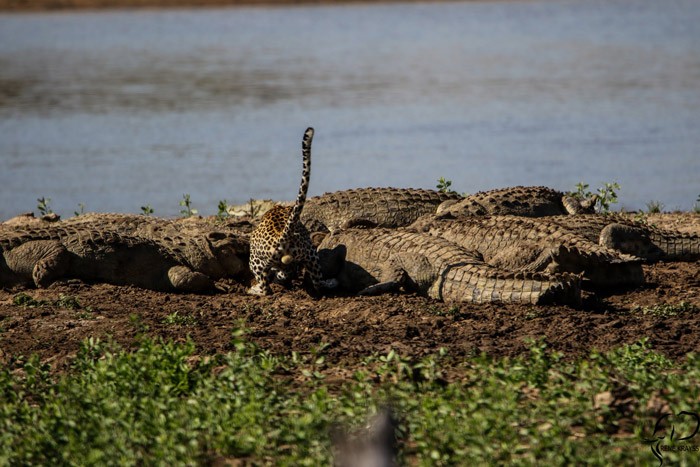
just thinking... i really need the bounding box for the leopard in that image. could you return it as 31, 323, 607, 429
247, 127, 337, 296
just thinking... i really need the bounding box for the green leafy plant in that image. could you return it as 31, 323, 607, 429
571, 182, 620, 213
436, 177, 457, 194
1, 337, 694, 465
630, 301, 698, 318
162, 311, 198, 327
572, 182, 591, 199
179, 194, 198, 217
217, 200, 230, 220
12, 293, 89, 311
36, 197, 53, 216
140, 205, 154, 216
12, 292, 49, 308
596, 182, 620, 213
55, 294, 83, 310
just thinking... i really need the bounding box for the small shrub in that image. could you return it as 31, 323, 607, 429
179, 194, 198, 217
596, 182, 620, 212
12, 293, 48, 308
140, 205, 154, 216
217, 200, 229, 220
645, 200, 664, 214
36, 197, 53, 216
571, 182, 620, 213
162, 311, 198, 326
74, 203, 86, 217
55, 294, 82, 310
436, 177, 457, 195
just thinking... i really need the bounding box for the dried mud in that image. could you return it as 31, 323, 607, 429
1, 260, 698, 374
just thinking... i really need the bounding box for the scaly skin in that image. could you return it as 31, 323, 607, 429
0, 221, 248, 292
300, 187, 462, 233
35, 213, 251, 277
319, 228, 581, 305
437, 186, 597, 217
411, 214, 644, 288
546, 214, 700, 262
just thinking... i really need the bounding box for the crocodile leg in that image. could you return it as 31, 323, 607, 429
167, 265, 216, 292
3, 240, 71, 288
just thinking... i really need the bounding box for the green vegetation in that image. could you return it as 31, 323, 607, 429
13, 292, 89, 312
54, 294, 83, 310
436, 177, 457, 195
571, 182, 621, 213
1, 336, 697, 465
161, 311, 199, 327
216, 200, 230, 220
140, 204, 154, 216
630, 301, 698, 318
179, 194, 198, 217
36, 197, 53, 216
12, 292, 49, 308
74, 203, 86, 217
645, 200, 664, 214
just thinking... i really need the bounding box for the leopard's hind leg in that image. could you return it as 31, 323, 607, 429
298, 244, 337, 292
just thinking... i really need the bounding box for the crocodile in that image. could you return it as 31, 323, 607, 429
0, 223, 248, 292
319, 228, 581, 305
436, 186, 597, 217
300, 187, 462, 233
410, 214, 644, 287
49, 212, 254, 237
546, 214, 700, 262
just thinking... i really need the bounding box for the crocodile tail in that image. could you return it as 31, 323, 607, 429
279, 127, 313, 244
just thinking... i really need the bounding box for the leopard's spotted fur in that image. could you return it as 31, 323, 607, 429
247, 128, 336, 296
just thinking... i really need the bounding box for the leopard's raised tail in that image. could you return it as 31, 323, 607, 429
248, 128, 337, 295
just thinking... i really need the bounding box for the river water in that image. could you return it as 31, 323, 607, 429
1, 0, 698, 219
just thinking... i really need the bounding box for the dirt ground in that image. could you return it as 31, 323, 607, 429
1, 258, 698, 373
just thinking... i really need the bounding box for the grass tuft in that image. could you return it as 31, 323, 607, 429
630, 301, 698, 318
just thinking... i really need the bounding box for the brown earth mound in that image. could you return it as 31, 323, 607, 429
1, 259, 698, 373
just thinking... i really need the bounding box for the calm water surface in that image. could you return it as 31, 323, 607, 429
1, 0, 699, 218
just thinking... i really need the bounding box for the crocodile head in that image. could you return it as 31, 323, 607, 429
563, 194, 599, 214
181, 232, 247, 279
